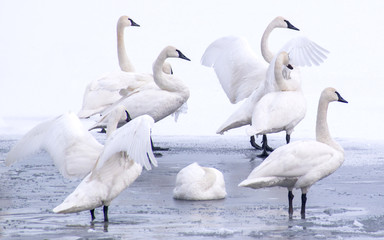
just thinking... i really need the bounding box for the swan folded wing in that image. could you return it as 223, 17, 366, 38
246, 141, 337, 180
6, 113, 103, 179
281, 36, 329, 67
97, 115, 157, 171
97, 72, 154, 92
201, 36, 268, 103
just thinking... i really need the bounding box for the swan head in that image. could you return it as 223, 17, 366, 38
277, 51, 293, 70
322, 87, 348, 104
164, 46, 191, 61
162, 62, 173, 75
273, 16, 300, 31
106, 105, 128, 137
117, 16, 140, 29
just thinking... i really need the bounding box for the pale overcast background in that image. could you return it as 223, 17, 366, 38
0, 0, 383, 140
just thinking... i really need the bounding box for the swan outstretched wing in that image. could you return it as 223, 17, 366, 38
201, 36, 268, 103
282, 36, 329, 67
6, 113, 103, 179
265, 36, 329, 87
97, 115, 157, 171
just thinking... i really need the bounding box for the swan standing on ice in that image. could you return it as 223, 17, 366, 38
53, 112, 157, 222
245, 51, 306, 157
173, 162, 227, 200
91, 46, 191, 130
239, 87, 348, 219
6, 108, 157, 222
201, 16, 299, 148
201, 16, 328, 150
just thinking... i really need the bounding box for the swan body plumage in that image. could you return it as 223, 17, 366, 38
90, 46, 190, 130
173, 162, 227, 200
239, 87, 348, 218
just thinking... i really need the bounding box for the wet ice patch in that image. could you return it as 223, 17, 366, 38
180, 227, 238, 237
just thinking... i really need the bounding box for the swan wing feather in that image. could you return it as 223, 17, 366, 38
6, 113, 103, 179
97, 115, 157, 171
201, 35, 268, 103
282, 36, 329, 67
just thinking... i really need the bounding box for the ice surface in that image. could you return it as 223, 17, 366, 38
1, 135, 383, 239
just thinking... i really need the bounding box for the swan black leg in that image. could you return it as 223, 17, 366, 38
103, 206, 109, 222
151, 137, 169, 151
301, 193, 307, 219
288, 191, 294, 219
90, 209, 96, 221
258, 135, 272, 158
286, 134, 291, 144
250, 136, 262, 150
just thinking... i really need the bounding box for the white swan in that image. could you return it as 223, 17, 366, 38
52, 111, 157, 222
202, 16, 328, 149
239, 87, 348, 219
173, 162, 227, 200
245, 51, 306, 157
90, 46, 191, 130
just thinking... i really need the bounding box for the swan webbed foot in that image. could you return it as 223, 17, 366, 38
288, 191, 294, 219
265, 145, 274, 152
257, 135, 273, 158
90, 209, 96, 222
301, 193, 307, 219
103, 206, 109, 222
250, 136, 263, 150
257, 149, 269, 158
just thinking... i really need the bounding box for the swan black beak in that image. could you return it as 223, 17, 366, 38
285, 20, 300, 31
125, 110, 132, 122
287, 64, 294, 70
129, 18, 140, 27
335, 91, 348, 103
176, 50, 191, 61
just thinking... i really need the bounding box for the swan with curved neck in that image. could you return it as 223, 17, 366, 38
246, 51, 305, 157
239, 87, 347, 219
90, 46, 191, 130
116, 16, 140, 72
261, 16, 300, 63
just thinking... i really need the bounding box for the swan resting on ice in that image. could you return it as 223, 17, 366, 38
239, 87, 348, 219
173, 162, 227, 200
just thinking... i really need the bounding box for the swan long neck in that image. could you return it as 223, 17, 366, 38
316, 98, 338, 150
274, 57, 287, 90
152, 50, 189, 95
261, 23, 275, 63
117, 25, 135, 72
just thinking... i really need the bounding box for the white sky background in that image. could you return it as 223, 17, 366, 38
0, 0, 383, 140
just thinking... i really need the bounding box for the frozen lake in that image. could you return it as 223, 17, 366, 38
1, 134, 384, 239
